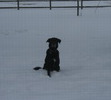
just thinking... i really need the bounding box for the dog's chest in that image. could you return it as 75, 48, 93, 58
48, 49, 58, 57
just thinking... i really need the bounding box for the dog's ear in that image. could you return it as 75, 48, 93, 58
57, 38, 61, 43
46, 37, 61, 43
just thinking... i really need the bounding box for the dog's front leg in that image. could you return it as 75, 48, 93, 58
47, 70, 51, 77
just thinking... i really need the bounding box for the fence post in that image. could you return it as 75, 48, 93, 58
77, 0, 79, 16
17, 0, 19, 10
49, 0, 52, 10
81, 0, 83, 9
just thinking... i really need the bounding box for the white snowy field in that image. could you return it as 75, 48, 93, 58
0, 2, 111, 100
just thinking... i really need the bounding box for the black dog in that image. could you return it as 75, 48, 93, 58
33, 37, 61, 77
43, 37, 61, 77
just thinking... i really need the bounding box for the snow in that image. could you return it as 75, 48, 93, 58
0, 1, 111, 100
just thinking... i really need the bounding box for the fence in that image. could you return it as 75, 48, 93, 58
0, 0, 111, 16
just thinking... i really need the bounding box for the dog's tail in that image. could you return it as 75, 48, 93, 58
33, 67, 42, 70
33, 67, 51, 77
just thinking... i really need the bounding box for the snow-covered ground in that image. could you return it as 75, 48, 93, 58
0, 1, 111, 100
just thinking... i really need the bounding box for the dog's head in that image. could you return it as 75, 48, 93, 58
47, 37, 61, 50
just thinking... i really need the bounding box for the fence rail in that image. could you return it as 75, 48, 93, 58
0, 0, 111, 1
0, 0, 111, 16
